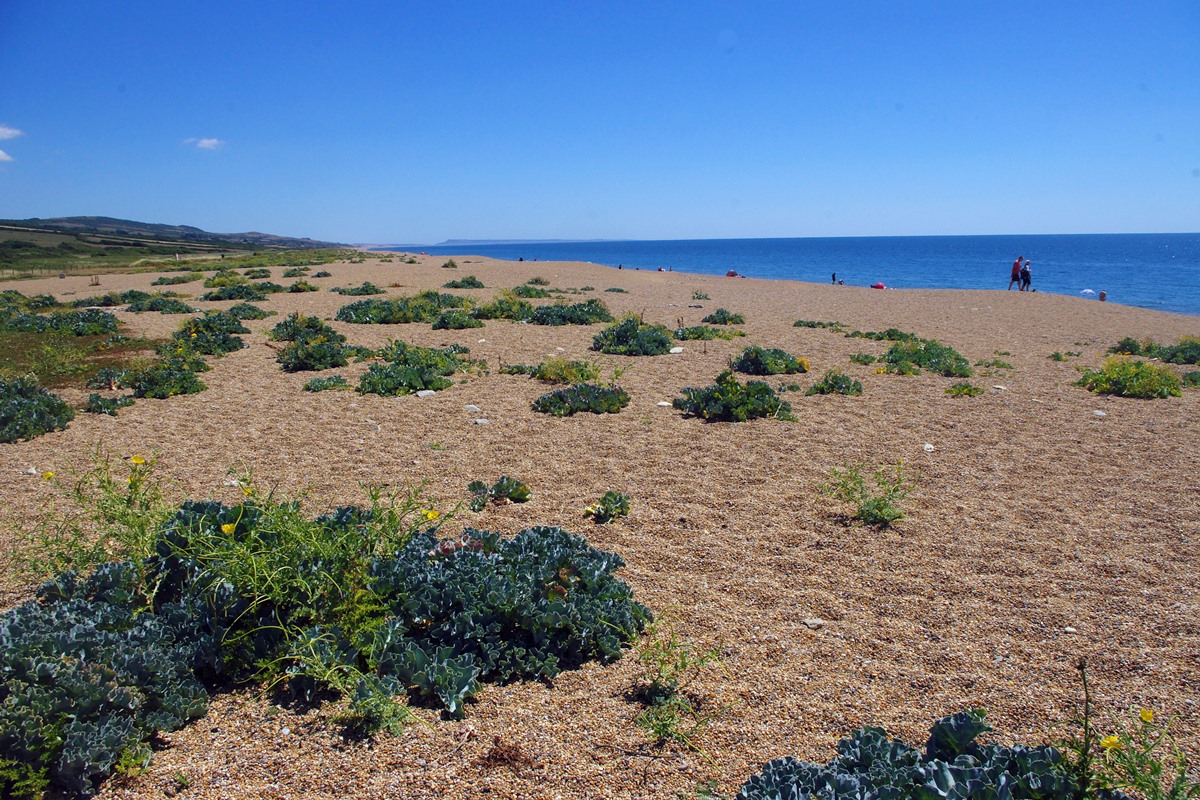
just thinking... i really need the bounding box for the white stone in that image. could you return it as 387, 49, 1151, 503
1064, 626, 1078, 634
923, 443, 935, 453
416, 390, 436, 398
1093, 410, 1107, 417
669, 347, 684, 354
657, 401, 672, 407
464, 405, 481, 413
24, 467, 37, 475
474, 418, 490, 425
802, 618, 825, 630
992, 385, 1006, 391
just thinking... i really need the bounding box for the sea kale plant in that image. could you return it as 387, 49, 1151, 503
532, 384, 631, 417
591, 317, 673, 355
0, 375, 75, 443
731, 345, 809, 376
674, 370, 794, 422
700, 308, 744, 325
468, 476, 532, 511
357, 341, 480, 397
335, 292, 471, 325
269, 313, 349, 372
583, 491, 630, 524
882, 339, 973, 378
1075, 357, 1182, 399
528, 299, 613, 326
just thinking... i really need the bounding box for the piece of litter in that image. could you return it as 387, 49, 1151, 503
669, 347, 684, 354
1093, 410, 1106, 417
24, 467, 37, 475
992, 385, 1006, 391
657, 401, 672, 407
923, 443, 935, 453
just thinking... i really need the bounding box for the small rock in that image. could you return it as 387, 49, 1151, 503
556, 347, 565, 352
281, 726, 290, 736
1093, 410, 1106, 417
349, 403, 359, 408
923, 443, 935, 453
656, 401, 672, 407
992, 385, 1006, 391
669, 347, 684, 354
464, 404, 481, 413
802, 618, 825, 630
416, 390, 436, 398
364, 418, 378, 426
1064, 626, 1078, 634
477, 339, 486, 343
24, 467, 37, 475
474, 419, 490, 425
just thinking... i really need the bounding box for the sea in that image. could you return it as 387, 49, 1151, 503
387, 233, 1200, 317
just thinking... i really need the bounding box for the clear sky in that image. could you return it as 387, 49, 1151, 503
1, 1, 1197, 244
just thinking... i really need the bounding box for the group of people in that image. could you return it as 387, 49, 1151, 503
1008, 256, 1033, 291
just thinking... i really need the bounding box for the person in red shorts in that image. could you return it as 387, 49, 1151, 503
1009, 256, 1023, 290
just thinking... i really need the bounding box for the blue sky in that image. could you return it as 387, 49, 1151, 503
1, 1, 1197, 244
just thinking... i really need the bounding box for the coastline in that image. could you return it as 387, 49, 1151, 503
2, 253, 1197, 799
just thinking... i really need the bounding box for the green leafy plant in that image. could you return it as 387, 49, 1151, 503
443, 275, 484, 289
583, 490, 630, 524
503, 358, 601, 383
472, 290, 535, 321
0, 376, 75, 442
700, 308, 744, 325
287, 279, 319, 293
335, 291, 471, 325
442, 258, 458, 269
1108, 336, 1200, 365
822, 461, 912, 526
533, 384, 631, 416
1182, 371, 1200, 388
975, 358, 1013, 369
125, 297, 195, 314
605, 287, 629, 293
731, 345, 809, 376
331, 282, 385, 296
849, 352, 877, 365
226, 302, 273, 320
673, 325, 744, 341
529, 299, 613, 326
845, 327, 918, 341
632, 615, 724, 755
592, 317, 673, 355
243, 267, 272, 279
691, 290, 710, 300
203, 269, 248, 289
282, 266, 311, 278
674, 370, 794, 422
882, 339, 973, 377
432, 309, 485, 330
151, 274, 201, 286
1050, 351, 1069, 361
467, 476, 532, 511
70, 289, 153, 307
806, 369, 863, 396
357, 341, 478, 396
303, 375, 350, 392
84, 393, 136, 415
945, 382, 984, 397
793, 319, 843, 330
200, 283, 267, 302
513, 284, 550, 299
1075, 357, 1182, 398
526, 276, 550, 286
313, 270, 333, 278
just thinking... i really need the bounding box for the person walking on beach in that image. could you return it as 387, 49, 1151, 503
1009, 257, 1023, 290
1019, 259, 1032, 291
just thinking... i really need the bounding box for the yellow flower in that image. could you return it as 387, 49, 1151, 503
42, 470, 55, 480
421, 509, 441, 521
242, 486, 253, 497
130, 455, 146, 465
1140, 708, 1154, 724
1101, 735, 1122, 751
221, 523, 236, 535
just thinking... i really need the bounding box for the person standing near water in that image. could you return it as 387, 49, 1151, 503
1019, 259, 1032, 291
1009, 257, 1023, 290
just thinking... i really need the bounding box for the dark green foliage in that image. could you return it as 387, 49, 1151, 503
167, 312, 247, 356
883, 339, 973, 378
335, 292, 470, 325
313, 270, 333, 278
70, 290, 152, 308
0, 376, 75, 442
367, 526, 651, 717
674, 370, 794, 422
846, 327, 919, 341
737, 711, 1081, 800
203, 269, 247, 289
356, 341, 474, 396
443, 275, 484, 289
269, 314, 349, 372
850, 352, 877, 365
0, 291, 57, 310
121, 363, 207, 399
282, 267, 310, 278
732, 345, 809, 375
433, 309, 485, 330
303, 375, 350, 392
591, 317, 673, 355
700, 308, 744, 325
673, 325, 745, 341
252, 281, 286, 294
532, 384, 631, 416
467, 477, 533, 511
1075, 358, 1182, 399
513, 284, 550, 299
84, 393, 135, 415
604, 287, 628, 293
125, 297, 195, 314
471, 293, 534, 321
1183, 371, 1200, 388
269, 312, 344, 344
442, 259, 459, 269
584, 491, 630, 524
526, 276, 550, 286
806, 369, 864, 396
529, 299, 614, 326
505, 358, 600, 384
793, 319, 843, 329
331, 282, 385, 296
0, 564, 209, 799
151, 274, 201, 286
287, 280, 319, 293
226, 302, 273, 320
1109, 336, 1200, 365
243, 267, 272, 279
946, 382, 985, 397
0, 308, 120, 337
201, 284, 267, 302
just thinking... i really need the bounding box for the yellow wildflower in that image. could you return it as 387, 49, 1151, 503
422, 509, 441, 521
1100, 735, 1122, 751
130, 455, 146, 465
221, 523, 236, 535
42, 470, 55, 480
1140, 708, 1154, 724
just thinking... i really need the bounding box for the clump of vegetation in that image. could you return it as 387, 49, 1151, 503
313, 270, 332, 278
592, 317, 673, 355
202, 269, 248, 289
632, 616, 723, 753
471, 291, 535, 322
1, 306, 120, 337
846, 327, 918, 341
502, 358, 600, 384
849, 352, 877, 365
151, 274, 201, 286
121, 361, 207, 399
975, 357, 1013, 370
1109, 336, 1200, 365
822, 461, 912, 526
731, 345, 809, 376
806, 369, 863, 396
1183, 371, 1200, 388
691, 290, 710, 300
737, 711, 1080, 800
287, 279, 319, 293
303, 375, 350, 392
513, 284, 550, 299
331, 282, 385, 296
700, 308, 744, 325
945, 382, 985, 397
269, 313, 349, 373
1075, 357, 1182, 399
882, 339, 973, 378
173, 312, 248, 356
583, 491, 630, 524
532, 384, 631, 417
443, 275, 484, 289
432, 309, 485, 330
526, 276, 550, 286
84, 393, 136, 415
605, 287, 629, 293
467, 476, 532, 510
793, 319, 843, 330
200, 284, 267, 302
674, 371, 794, 422
441, 258, 458, 269
226, 302, 273, 320
673, 325, 744, 341
70, 289, 153, 308
125, 297, 195, 314
529, 299, 614, 326
0, 376, 75, 442
335, 291, 471, 325
1050, 351, 1070, 361
357, 341, 479, 396
282, 266, 310, 278
243, 267, 272, 279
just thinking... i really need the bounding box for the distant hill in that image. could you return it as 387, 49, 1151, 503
1, 216, 345, 250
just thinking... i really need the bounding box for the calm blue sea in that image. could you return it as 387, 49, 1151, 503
392, 233, 1200, 317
